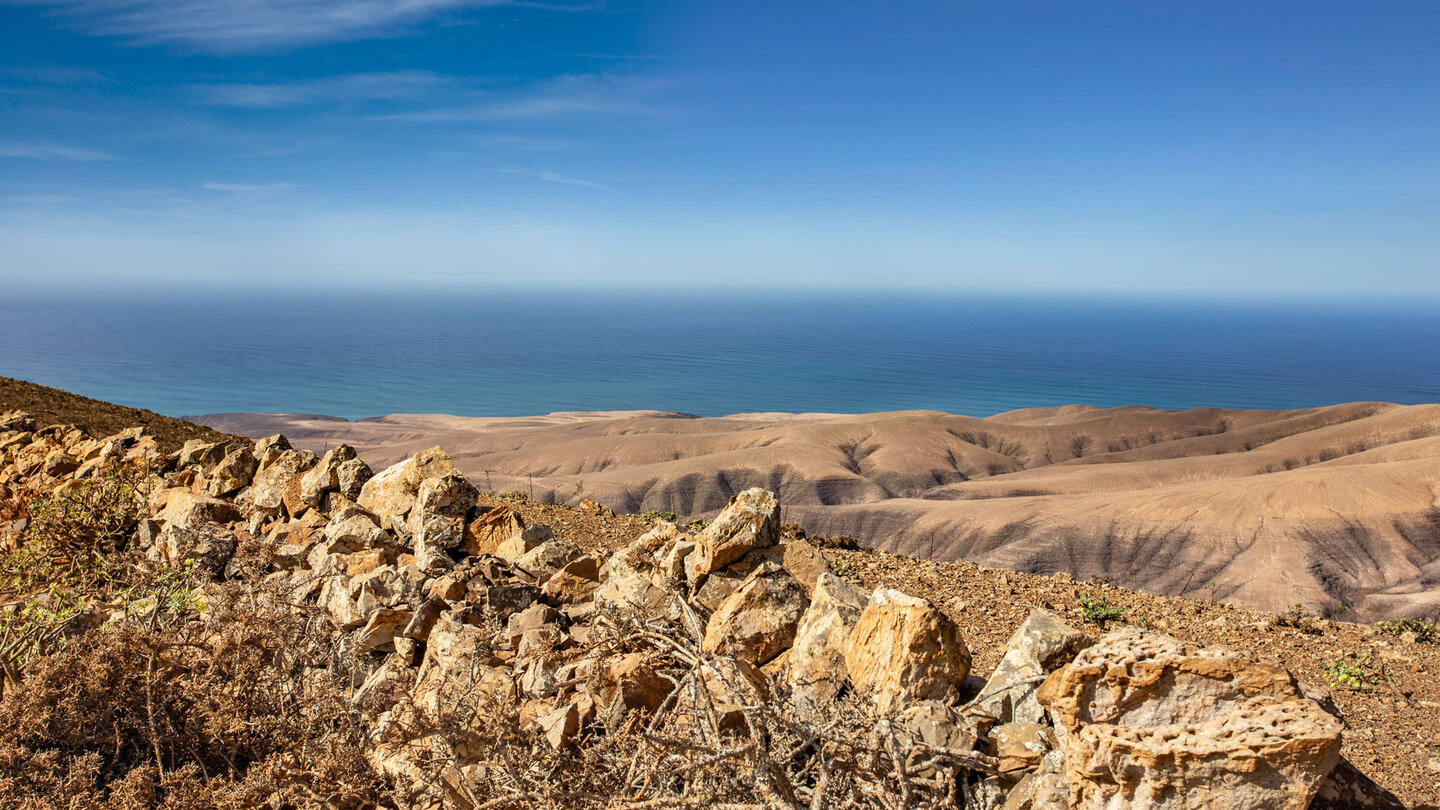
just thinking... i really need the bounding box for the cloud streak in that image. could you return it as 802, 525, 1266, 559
195, 71, 455, 108
500, 168, 607, 189
4, 0, 595, 52
372, 73, 656, 123
0, 141, 114, 160
202, 182, 299, 191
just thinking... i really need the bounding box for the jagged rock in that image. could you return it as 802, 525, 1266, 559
594, 572, 686, 624
505, 603, 559, 646
319, 577, 366, 630
978, 609, 1092, 725
242, 448, 317, 519
845, 587, 971, 713
538, 702, 580, 749
482, 582, 542, 621
403, 599, 446, 642
992, 722, 1057, 777
178, 439, 228, 470
900, 700, 980, 752
463, 505, 525, 556
601, 652, 672, 716
1038, 626, 1343, 810
42, 450, 78, 478
298, 444, 359, 507
579, 498, 613, 517
512, 539, 579, 581
1003, 753, 1070, 810
702, 562, 808, 665
323, 505, 392, 550
357, 447, 460, 531
203, 443, 257, 496
155, 489, 241, 530
789, 571, 870, 708
779, 538, 829, 594
336, 457, 373, 498
151, 523, 236, 574
495, 525, 555, 563
355, 607, 413, 653
253, 434, 291, 469
541, 555, 602, 604
687, 488, 779, 584
516, 625, 567, 667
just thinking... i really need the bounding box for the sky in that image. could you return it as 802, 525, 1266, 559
1, 0, 1438, 297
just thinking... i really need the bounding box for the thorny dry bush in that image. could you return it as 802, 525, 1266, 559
0, 578, 393, 809
0, 465, 394, 809
389, 599, 999, 810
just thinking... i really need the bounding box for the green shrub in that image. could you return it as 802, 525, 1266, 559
498, 490, 528, 502
1326, 654, 1379, 692
639, 509, 679, 523
1375, 617, 1437, 643
1077, 594, 1127, 625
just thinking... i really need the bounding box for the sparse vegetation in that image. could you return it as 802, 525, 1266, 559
684, 518, 709, 532
498, 489, 529, 502
830, 560, 863, 582
1077, 594, 1127, 625
639, 508, 678, 522
1326, 653, 1380, 692
1376, 617, 1437, 644
1271, 603, 1324, 635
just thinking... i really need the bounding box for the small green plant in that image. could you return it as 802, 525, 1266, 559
1271, 603, 1323, 634
684, 518, 709, 532
829, 560, 862, 583
498, 490, 528, 502
571, 480, 585, 502
1326, 653, 1379, 692
1375, 617, 1438, 643
639, 509, 679, 523
1077, 594, 1127, 625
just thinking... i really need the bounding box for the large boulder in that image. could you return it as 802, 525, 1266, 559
977, 609, 1092, 725
463, 505, 525, 556
687, 488, 779, 583
788, 572, 869, 708
844, 587, 971, 713
701, 562, 809, 665
410, 473, 478, 567
356, 447, 461, 532
203, 443, 258, 497
242, 448, 317, 519
1037, 626, 1343, 809
298, 444, 363, 507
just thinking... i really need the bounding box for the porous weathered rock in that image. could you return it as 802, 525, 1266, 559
242, 447, 317, 519
779, 538, 830, 594
788, 572, 869, 708
687, 488, 779, 583
203, 443, 257, 496
844, 587, 971, 713
978, 609, 1092, 725
298, 444, 359, 506
1037, 626, 1343, 809
702, 562, 809, 665
410, 472, 478, 567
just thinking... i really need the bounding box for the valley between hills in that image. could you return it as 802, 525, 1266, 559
199, 401, 1440, 622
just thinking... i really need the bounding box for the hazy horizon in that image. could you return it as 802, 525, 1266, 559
4, 1, 1440, 297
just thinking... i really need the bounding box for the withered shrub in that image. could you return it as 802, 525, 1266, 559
0, 581, 393, 809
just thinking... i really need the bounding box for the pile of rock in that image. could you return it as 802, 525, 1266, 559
0, 413, 1348, 808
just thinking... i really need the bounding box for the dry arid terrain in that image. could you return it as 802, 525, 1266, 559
201, 401, 1440, 621
1, 377, 1437, 808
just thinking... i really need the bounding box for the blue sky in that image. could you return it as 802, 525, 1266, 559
1, 0, 1438, 296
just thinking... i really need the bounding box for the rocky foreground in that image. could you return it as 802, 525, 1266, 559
1, 411, 1438, 808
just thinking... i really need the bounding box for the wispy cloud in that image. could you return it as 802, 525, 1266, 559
195, 71, 454, 108
500, 168, 607, 189
3, 194, 80, 204
202, 182, 299, 191
0, 141, 114, 160
374, 73, 655, 123
235, 146, 307, 158
5, 0, 595, 52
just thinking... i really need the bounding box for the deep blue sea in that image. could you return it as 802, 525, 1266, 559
2, 291, 1437, 420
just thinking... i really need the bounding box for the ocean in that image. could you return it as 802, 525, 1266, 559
2, 290, 1438, 420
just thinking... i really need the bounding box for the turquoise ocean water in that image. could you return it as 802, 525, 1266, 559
1, 291, 1437, 420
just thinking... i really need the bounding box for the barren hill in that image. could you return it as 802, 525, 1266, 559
199, 402, 1440, 621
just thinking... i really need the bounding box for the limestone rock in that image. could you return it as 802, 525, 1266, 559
593, 572, 686, 624
496, 525, 555, 563
702, 562, 808, 665
410, 472, 478, 566
253, 434, 291, 469
541, 555, 601, 604
357, 447, 460, 531
978, 609, 1092, 725
203, 443, 257, 496
156, 490, 241, 531
788, 572, 869, 708
512, 539, 579, 581
243, 448, 317, 518
1038, 626, 1343, 809
298, 444, 359, 507
463, 505, 525, 556
538, 702, 580, 749
779, 538, 830, 594
900, 700, 980, 753
844, 587, 971, 713
688, 488, 779, 583
355, 608, 413, 653
992, 722, 1056, 777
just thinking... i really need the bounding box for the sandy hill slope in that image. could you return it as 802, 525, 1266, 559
199, 402, 1440, 621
